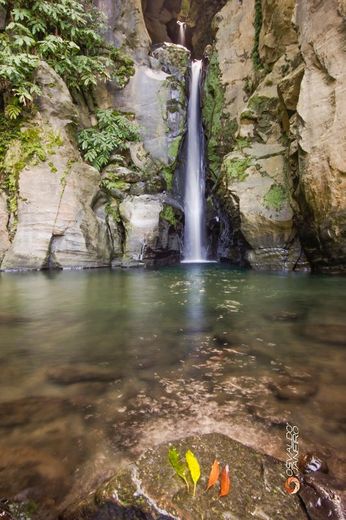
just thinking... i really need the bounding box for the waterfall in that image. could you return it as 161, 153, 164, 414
177, 21, 186, 47
183, 60, 207, 262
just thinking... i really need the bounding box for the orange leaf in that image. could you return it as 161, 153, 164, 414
219, 464, 231, 497
206, 460, 220, 491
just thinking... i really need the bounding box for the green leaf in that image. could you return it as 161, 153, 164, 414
5, 103, 22, 120
185, 450, 200, 497
168, 447, 189, 490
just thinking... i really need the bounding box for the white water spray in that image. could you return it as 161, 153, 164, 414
177, 21, 186, 47
183, 60, 206, 262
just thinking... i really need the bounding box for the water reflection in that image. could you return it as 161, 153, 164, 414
183, 264, 207, 333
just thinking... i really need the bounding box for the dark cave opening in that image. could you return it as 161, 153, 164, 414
141, 0, 228, 58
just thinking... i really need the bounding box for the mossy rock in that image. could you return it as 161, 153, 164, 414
160, 205, 177, 227
62, 433, 307, 520
222, 156, 252, 183
202, 51, 238, 179
263, 184, 288, 211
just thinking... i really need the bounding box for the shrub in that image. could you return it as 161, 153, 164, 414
0, 0, 134, 116
78, 109, 139, 171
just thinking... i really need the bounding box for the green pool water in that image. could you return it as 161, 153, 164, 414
0, 265, 345, 517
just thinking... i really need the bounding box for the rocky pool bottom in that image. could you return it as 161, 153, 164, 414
0, 265, 345, 519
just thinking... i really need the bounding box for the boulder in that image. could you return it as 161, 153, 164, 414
62, 433, 307, 519
299, 472, 346, 520
217, 143, 306, 270
151, 43, 190, 82
119, 195, 182, 265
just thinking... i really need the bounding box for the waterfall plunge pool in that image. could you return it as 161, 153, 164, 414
0, 264, 345, 517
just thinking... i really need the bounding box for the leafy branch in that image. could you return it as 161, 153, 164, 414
0, 0, 135, 117
78, 109, 140, 171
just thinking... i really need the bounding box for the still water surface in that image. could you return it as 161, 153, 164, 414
0, 265, 345, 516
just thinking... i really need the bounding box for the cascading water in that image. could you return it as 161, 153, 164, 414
177, 21, 186, 47
182, 59, 207, 262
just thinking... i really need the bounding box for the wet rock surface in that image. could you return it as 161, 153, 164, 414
62, 433, 307, 520
300, 472, 346, 520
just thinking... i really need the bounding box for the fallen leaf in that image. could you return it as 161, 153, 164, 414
168, 447, 189, 490
206, 459, 220, 491
186, 449, 201, 497
219, 464, 231, 497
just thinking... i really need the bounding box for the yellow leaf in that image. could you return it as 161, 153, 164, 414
185, 449, 201, 497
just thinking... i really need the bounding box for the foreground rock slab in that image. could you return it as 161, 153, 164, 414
62, 433, 307, 519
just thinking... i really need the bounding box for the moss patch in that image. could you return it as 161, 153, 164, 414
252, 0, 263, 69
168, 136, 181, 162
235, 137, 251, 151
202, 51, 238, 179
223, 157, 252, 183
101, 175, 130, 193
162, 166, 174, 191
1, 120, 62, 222
160, 205, 176, 226
105, 202, 121, 224
180, 0, 190, 18
263, 184, 287, 211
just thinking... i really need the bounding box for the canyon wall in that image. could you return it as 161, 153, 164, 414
0, 0, 189, 270
0, 0, 345, 273
202, 0, 346, 272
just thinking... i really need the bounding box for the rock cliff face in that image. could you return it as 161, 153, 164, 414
0, 0, 344, 272
295, 0, 346, 273
0, 0, 189, 270
202, 0, 345, 272
1, 63, 113, 270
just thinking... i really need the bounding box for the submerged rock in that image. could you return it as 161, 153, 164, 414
302, 323, 346, 347
46, 365, 118, 386
0, 396, 73, 428
268, 375, 318, 403
62, 433, 307, 520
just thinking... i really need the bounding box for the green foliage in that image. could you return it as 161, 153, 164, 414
179, 0, 190, 18
168, 447, 189, 490
263, 184, 287, 211
235, 137, 250, 151
223, 156, 252, 183
101, 175, 130, 193
160, 205, 176, 227
252, 0, 263, 69
0, 114, 21, 173
0, 0, 134, 115
105, 202, 121, 223
168, 136, 181, 161
78, 109, 139, 171
161, 166, 174, 191
203, 52, 237, 179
